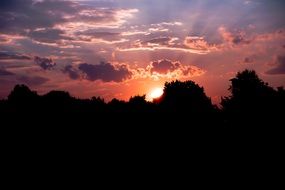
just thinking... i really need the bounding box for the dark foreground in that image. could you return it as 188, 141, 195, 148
1, 70, 284, 139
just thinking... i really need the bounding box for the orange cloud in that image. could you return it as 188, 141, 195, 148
62, 59, 205, 83
134, 59, 205, 80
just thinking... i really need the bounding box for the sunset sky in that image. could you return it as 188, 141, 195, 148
1, 0, 285, 103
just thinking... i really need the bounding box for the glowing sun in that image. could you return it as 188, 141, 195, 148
149, 88, 164, 100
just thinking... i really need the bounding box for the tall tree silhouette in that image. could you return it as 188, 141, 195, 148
220, 69, 285, 129
156, 80, 214, 113
221, 70, 277, 113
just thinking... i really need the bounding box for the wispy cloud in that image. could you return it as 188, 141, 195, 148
0, 51, 31, 60
266, 56, 285, 75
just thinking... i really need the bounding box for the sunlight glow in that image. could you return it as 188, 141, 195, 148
149, 88, 163, 100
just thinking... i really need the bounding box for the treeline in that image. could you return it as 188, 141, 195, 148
0, 70, 284, 128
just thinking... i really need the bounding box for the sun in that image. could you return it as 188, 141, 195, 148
149, 88, 164, 100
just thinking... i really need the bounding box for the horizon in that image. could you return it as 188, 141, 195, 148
1, 0, 285, 104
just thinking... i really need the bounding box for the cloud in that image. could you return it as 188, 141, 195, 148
17, 76, 49, 86
184, 36, 217, 51
63, 65, 80, 80
64, 8, 138, 29
218, 28, 285, 48
78, 62, 133, 82
121, 31, 150, 36
254, 30, 285, 42
62, 60, 204, 82
219, 27, 251, 46
34, 56, 56, 70
0, 34, 26, 44
77, 31, 120, 40
243, 57, 254, 64
142, 37, 173, 46
119, 36, 211, 54
52, 8, 138, 45
146, 59, 205, 79
119, 28, 285, 55
0, 0, 76, 34
238, 55, 257, 64
0, 0, 138, 44
266, 56, 285, 75
28, 28, 72, 43
120, 22, 182, 37
0, 51, 31, 60
0, 68, 14, 76
74, 31, 128, 44
150, 59, 181, 74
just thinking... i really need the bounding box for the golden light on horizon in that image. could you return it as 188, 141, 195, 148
148, 87, 164, 100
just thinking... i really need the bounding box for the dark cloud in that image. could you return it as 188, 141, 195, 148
243, 57, 254, 64
150, 60, 180, 74
17, 76, 49, 86
78, 62, 132, 82
148, 59, 205, 77
63, 65, 80, 80
0, 51, 31, 60
232, 34, 251, 45
0, 0, 134, 44
146, 59, 206, 78
0, 0, 76, 34
0, 68, 14, 76
28, 28, 72, 43
34, 56, 56, 70
266, 56, 285, 75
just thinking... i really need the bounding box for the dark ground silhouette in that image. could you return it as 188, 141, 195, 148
1, 69, 284, 163
0, 69, 284, 131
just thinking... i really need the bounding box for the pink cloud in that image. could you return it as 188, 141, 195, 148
184, 36, 218, 51
142, 59, 205, 80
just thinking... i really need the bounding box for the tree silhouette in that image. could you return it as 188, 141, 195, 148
108, 98, 127, 113
277, 87, 285, 107
129, 95, 147, 106
221, 70, 277, 113
8, 84, 39, 103
42, 90, 74, 112
128, 95, 151, 112
156, 80, 214, 113
220, 69, 285, 129
7, 84, 40, 112
2, 72, 284, 129
43, 91, 72, 102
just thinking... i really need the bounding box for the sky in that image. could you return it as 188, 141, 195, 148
0, 0, 285, 103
